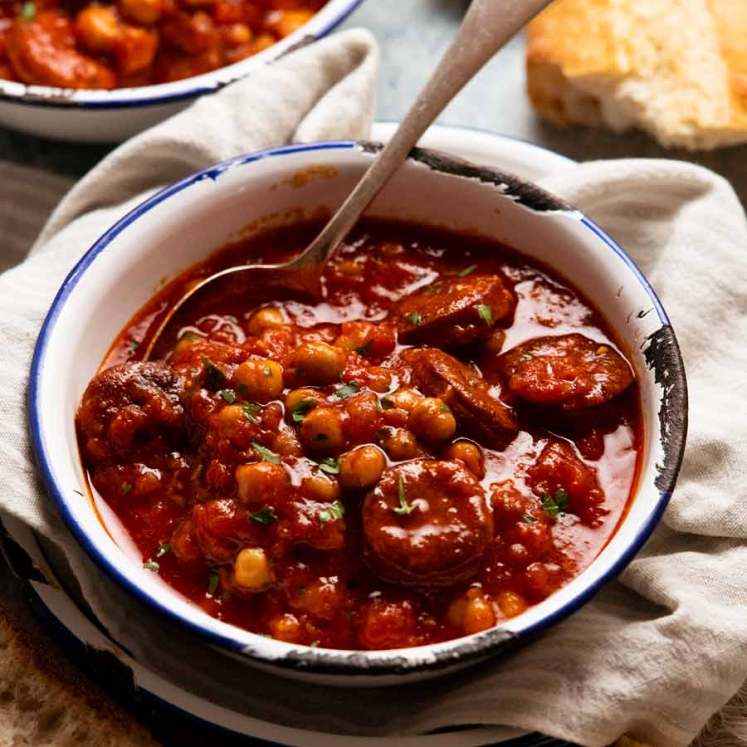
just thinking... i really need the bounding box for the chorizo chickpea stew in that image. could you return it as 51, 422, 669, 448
77, 227, 640, 650
32, 143, 686, 673
0, 0, 329, 89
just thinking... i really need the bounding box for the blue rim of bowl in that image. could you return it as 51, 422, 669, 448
0, 0, 364, 110
28, 138, 687, 676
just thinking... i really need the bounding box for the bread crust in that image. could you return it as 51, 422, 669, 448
526, 0, 747, 150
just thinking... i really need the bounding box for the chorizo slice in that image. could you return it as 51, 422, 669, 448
363, 460, 493, 587
77, 362, 186, 464
498, 334, 634, 411
395, 275, 514, 348
526, 439, 606, 525
7, 12, 116, 89
403, 347, 518, 449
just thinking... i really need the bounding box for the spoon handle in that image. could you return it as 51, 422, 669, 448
295, 0, 554, 274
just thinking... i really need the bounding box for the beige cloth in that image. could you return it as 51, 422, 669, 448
0, 27, 746, 747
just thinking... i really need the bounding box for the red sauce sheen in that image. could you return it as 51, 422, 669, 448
76, 220, 641, 651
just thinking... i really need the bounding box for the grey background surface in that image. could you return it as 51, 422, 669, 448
0, 0, 745, 203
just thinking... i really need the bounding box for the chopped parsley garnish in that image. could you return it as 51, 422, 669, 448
201, 356, 226, 389
319, 500, 345, 523
319, 457, 341, 475
207, 572, 220, 596
393, 474, 415, 516
521, 514, 538, 525
19, 2, 35, 20
143, 560, 159, 572
291, 399, 317, 423
252, 442, 280, 464
334, 381, 360, 400
219, 389, 236, 404
263, 366, 273, 378
406, 311, 423, 326
440, 401, 451, 413
155, 543, 171, 558
243, 402, 261, 424
477, 304, 493, 325
542, 488, 569, 520
121, 482, 132, 495
127, 338, 140, 354
250, 506, 277, 525
457, 264, 477, 277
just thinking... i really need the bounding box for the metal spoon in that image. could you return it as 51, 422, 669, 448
144, 0, 553, 359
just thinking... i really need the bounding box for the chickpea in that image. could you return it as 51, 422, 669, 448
483, 328, 506, 355
366, 367, 392, 393
235, 462, 287, 504
409, 397, 457, 442
299, 407, 344, 452
292, 341, 346, 385
233, 548, 274, 591
268, 613, 302, 643
445, 440, 485, 478
247, 306, 284, 336
252, 33, 275, 53
223, 22, 252, 47
284, 387, 322, 418
235, 358, 284, 402
497, 590, 528, 619
379, 427, 421, 461
271, 9, 314, 37
214, 404, 245, 428
119, 0, 163, 25
448, 589, 497, 635
303, 472, 341, 502
76, 6, 120, 53
339, 446, 386, 490
388, 387, 423, 413
272, 427, 303, 457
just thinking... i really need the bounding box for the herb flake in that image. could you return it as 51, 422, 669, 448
291, 399, 317, 423
334, 381, 359, 400
243, 402, 261, 424
477, 304, 493, 325
201, 356, 226, 390
319, 457, 340, 475
219, 389, 236, 404
155, 543, 171, 558
542, 489, 569, 520
406, 311, 423, 326
252, 442, 280, 464
457, 264, 477, 277
207, 572, 220, 596
393, 474, 415, 516
250, 506, 277, 525
121, 482, 132, 495
19, 1, 35, 20
521, 514, 538, 525
143, 560, 159, 572
319, 500, 345, 523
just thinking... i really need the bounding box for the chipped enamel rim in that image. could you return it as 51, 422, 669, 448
29, 141, 687, 679
0, 0, 363, 109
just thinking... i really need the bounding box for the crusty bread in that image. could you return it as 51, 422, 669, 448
0, 599, 158, 746
526, 0, 747, 150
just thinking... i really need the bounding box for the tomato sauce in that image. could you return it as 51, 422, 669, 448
76, 220, 642, 650
0, 0, 327, 89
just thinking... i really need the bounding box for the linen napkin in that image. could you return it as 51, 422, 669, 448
1, 27, 746, 747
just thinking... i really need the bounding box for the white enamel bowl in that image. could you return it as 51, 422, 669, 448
29, 141, 687, 686
0, 0, 362, 143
